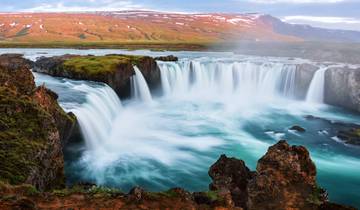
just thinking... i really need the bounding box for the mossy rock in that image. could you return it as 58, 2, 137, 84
0, 87, 57, 186
62, 55, 144, 77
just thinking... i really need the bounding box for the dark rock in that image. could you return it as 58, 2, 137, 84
14, 197, 37, 210
337, 129, 360, 146
209, 154, 254, 208
290, 125, 306, 132
155, 55, 178, 62
193, 192, 214, 205
247, 140, 320, 210
129, 187, 145, 201
318, 202, 357, 210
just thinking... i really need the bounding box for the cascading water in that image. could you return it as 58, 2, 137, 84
131, 66, 153, 103
71, 84, 122, 150
306, 67, 328, 104
157, 60, 298, 101
30, 51, 359, 208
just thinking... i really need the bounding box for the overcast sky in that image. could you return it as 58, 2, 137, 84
0, 0, 359, 31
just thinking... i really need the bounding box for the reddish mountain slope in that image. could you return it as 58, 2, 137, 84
0, 11, 300, 43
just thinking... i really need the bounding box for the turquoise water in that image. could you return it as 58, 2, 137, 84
8, 48, 360, 208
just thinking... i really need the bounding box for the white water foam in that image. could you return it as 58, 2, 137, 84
131, 66, 153, 103
306, 67, 328, 104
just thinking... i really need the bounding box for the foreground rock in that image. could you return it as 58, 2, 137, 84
0, 54, 76, 191
0, 140, 356, 210
33, 54, 161, 98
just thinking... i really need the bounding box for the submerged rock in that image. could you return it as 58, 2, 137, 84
337, 128, 360, 146
289, 125, 306, 132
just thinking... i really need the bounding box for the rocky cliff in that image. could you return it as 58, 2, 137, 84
0, 54, 76, 191
0, 140, 356, 210
33, 54, 161, 98
325, 67, 360, 112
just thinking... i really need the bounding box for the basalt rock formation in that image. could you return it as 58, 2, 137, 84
325, 66, 360, 113
0, 54, 76, 191
33, 54, 161, 98
209, 140, 355, 210
155, 55, 179, 62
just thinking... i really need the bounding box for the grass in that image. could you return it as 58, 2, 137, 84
0, 40, 212, 51
62, 55, 144, 77
52, 185, 123, 197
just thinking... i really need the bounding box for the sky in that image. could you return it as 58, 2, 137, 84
0, 0, 359, 31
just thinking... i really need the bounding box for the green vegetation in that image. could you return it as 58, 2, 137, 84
53, 185, 123, 197
0, 87, 55, 185
14, 28, 29, 38
62, 55, 144, 77
204, 191, 219, 201
78, 33, 86, 40
307, 186, 325, 206
0, 41, 210, 51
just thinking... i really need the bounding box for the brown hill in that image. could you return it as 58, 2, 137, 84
0, 11, 300, 44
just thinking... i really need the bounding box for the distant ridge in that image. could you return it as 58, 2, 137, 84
0, 11, 359, 44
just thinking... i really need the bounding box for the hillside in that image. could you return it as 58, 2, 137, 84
0, 11, 359, 49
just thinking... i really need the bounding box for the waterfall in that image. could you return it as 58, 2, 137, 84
71, 84, 122, 150
306, 67, 328, 104
131, 66, 153, 103
157, 60, 298, 100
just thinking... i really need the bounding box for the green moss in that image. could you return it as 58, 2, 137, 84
0, 87, 56, 186
307, 186, 325, 206
204, 191, 218, 201
62, 55, 144, 77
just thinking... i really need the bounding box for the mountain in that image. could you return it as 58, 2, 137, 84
0, 11, 359, 44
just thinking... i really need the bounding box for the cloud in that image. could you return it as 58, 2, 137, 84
246, 0, 345, 3
20, 0, 144, 12
282, 15, 360, 31
283, 16, 360, 24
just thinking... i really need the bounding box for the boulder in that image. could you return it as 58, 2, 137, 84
247, 140, 320, 210
289, 125, 306, 132
209, 154, 254, 207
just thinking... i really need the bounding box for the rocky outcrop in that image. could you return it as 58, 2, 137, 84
208, 140, 353, 210
247, 140, 320, 210
33, 54, 161, 98
155, 55, 179, 62
325, 66, 360, 112
0, 54, 75, 191
209, 155, 254, 207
